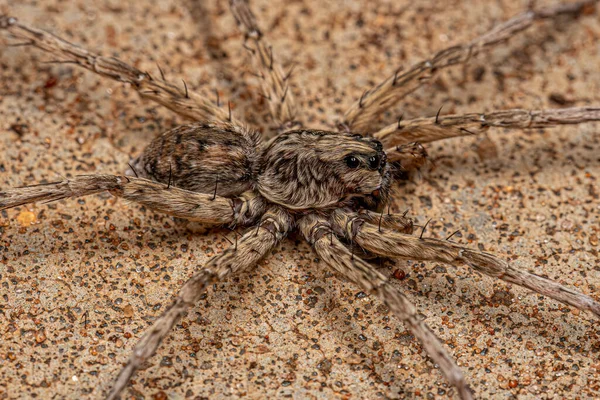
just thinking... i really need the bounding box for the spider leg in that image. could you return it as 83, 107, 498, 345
0, 175, 265, 226
340, 1, 596, 133
299, 214, 474, 400
375, 107, 600, 149
106, 206, 292, 400
332, 209, 600, 318
354, 209, 414, 233
0, 16, 236, 124
230, 0, 300, 132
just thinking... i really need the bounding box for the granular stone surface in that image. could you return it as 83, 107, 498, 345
0, 1, 599, 399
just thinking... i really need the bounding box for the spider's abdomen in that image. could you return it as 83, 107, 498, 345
127, 123, 260, 197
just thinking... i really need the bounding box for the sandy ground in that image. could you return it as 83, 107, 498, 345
0, 0, 599, 399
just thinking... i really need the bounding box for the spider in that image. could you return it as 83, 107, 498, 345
1, 0, 599, 399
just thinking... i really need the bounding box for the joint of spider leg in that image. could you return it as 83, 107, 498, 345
527, 109, 535, 128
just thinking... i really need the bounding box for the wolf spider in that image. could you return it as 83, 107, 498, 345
1, 0, 599, 399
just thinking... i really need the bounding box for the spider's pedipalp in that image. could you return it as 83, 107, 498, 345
107, 206, 292, 400
230, 0, 300, 132
332, 210, 600, 318
298, 213, 474, 400
0, 175, 266, 227
375, 107, 600, 148
340, 1, 596, 133
0, 16, 237, 124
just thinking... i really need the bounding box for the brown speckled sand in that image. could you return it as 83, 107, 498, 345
0, 0, 599, 399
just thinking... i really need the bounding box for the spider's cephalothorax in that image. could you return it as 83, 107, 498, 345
258, 130, 390, 211
1, 2, 600, 400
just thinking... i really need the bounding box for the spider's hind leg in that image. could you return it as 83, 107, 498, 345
0, 16, 236, 124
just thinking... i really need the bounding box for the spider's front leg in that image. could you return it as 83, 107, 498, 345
0, 16, 237, 124
332, 209, 600, 318
339, 0, 596, 133
0, 175, 265, 227
230, 0, 300, 132
107, 206, 292, 400
375, 107, 600, 161
298, 214, 474, 400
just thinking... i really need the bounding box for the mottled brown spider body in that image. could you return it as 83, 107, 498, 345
130, 123, 390, 212
1, 1, 600, 400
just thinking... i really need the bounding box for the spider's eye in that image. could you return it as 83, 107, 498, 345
345, 155, 360, 169
368, 155, 381, 170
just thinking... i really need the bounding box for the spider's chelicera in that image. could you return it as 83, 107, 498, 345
1, 1, 599, 399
